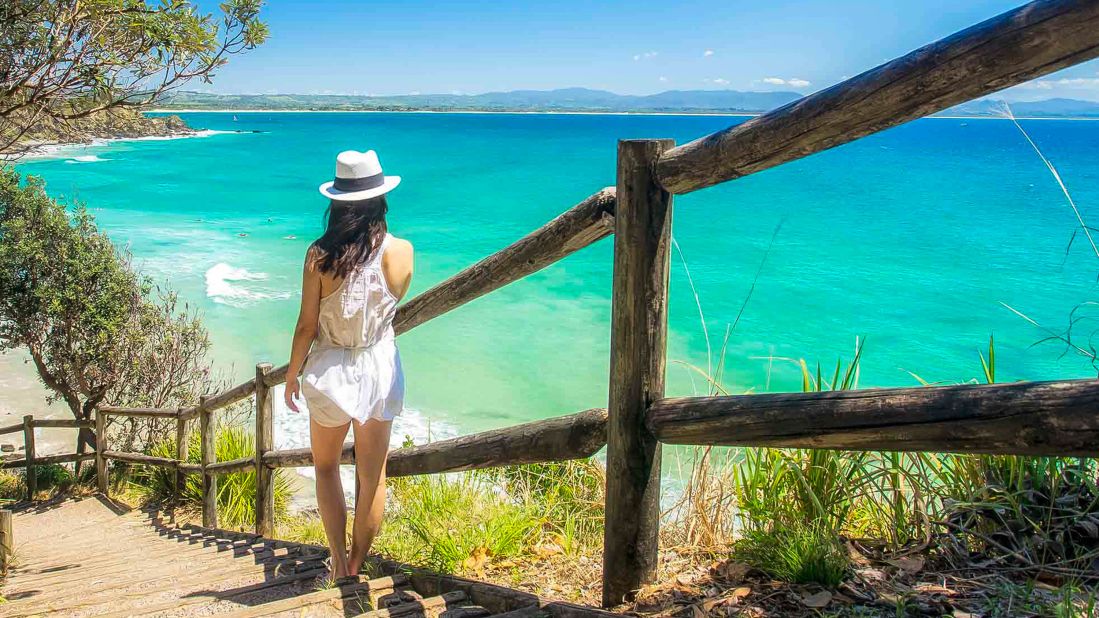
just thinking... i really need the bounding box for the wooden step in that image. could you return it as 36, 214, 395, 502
215, 574, 411, 618
1, 551, 329, 616
352, 590, 470, 618
93, 567, 331, 618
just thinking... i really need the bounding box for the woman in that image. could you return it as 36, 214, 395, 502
284, 149, 414, 579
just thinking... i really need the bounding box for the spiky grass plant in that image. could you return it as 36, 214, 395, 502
131, 426, 292, 528
734, 523, 849, 587
376, 473, 539, 573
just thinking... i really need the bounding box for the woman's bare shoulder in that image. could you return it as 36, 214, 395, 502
386, 236, 414, 258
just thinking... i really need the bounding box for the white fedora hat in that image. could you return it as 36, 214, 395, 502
318, 150, 401, 201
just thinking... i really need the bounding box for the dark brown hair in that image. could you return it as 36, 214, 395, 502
312, 196, 388, 279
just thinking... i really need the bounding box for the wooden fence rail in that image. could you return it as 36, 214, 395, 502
0, 415, 94, 500
262, 408, 608, 476
9, 0, 1099, 609
647, 378, 1099, 456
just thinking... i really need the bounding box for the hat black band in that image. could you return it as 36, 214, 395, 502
333, 172, 384, 192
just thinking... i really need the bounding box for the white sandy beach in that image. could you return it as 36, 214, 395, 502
0, 350, 75, 458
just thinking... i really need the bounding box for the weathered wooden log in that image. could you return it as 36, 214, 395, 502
30, 419, 95, 429
98, 407, 180, 419
96, 411, 108, 495
179, 377, 259, 420
262, 188, 617, 388
179, 462, 202, 473
200, 396, 218, 528
646, 379, 1099, 456
101, 451, 178, 467
23, 415, 35, 500
655, 0, 1099, 194
205, 456, 255, 475
254, 363, 275, 537
263, 408, 608, 473
0, 510, 10, 573
603, 140, 673, 607
174, 411, 190, 503
0, 422, 22, 436
0, 452, 96, 469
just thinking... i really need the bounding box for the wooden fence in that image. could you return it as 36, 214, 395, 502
8, 0, 1099, 608
0, 416, 95, 500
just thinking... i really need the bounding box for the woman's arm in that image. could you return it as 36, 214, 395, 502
285, 248, 323, 412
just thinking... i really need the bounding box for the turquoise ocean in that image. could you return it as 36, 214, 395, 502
16, 112, 1099, 452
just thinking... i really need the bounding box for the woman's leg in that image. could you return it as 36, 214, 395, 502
347, 419, 392, 577
309, 417, 352, 578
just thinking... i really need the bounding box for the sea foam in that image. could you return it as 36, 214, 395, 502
204, 263, 288, 307
65, 155, 108, 163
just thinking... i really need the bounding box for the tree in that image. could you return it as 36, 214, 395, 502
0, 168, 217, 455
0, 0, 267, 152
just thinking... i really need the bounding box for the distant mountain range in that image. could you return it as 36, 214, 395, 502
155, 88, 1099, 118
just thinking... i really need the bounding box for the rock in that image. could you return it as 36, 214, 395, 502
12, 107, 197, 153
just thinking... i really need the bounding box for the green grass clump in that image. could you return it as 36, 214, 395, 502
478, 459, 605, 557
277, 512, 328, 547
130, 426, 292, 528
733, 523, 848, 587
376, 472, 539, 573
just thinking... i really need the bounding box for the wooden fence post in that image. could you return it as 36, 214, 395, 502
96, 410, 108, 495
200, 396, 218, 528
23, 415, 36, 501
254, 363, 274, 537
602, 138, 674, 607
175, 409, 191, 505
0, 510, 11, 573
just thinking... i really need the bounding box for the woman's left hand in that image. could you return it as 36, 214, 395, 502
285, 377, 301, 413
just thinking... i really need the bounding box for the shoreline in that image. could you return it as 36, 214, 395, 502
12, 129, 243, 162
146, 108, 1099, 121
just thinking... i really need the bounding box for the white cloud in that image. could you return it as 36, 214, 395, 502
633, 51, 659, 61
703, 50, 714, 57
658, 76, 668, 82
758, 77, 811, 88
704, 78, 730, 86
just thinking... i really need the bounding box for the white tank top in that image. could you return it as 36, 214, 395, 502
302, 234, 404, 423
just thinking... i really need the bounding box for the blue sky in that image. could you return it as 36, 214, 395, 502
197, 0, 1099, 101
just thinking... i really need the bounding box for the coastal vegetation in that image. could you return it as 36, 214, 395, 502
0, 168, 218, 459
0, 0, 266, 154
0, 0, 268, 466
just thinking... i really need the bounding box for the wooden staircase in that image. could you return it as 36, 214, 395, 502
1, 496, 604, 618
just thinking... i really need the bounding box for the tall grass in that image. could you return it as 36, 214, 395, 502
131, 426, 292, 528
